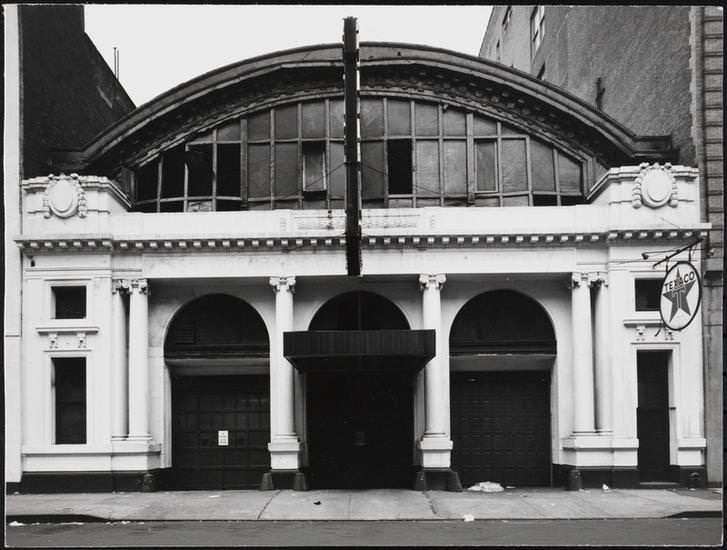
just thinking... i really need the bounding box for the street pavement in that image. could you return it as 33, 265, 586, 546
6, 487, 722, 522
5, 518, 724, 547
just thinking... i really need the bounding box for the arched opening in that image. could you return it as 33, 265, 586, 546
305, 291, 414, 489
165, 294, 270, 490
449, 290, 555, 487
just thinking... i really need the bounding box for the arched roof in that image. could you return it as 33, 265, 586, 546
82, 42, 672, 175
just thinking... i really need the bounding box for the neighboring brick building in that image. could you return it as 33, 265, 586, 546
481, 5, 723, 485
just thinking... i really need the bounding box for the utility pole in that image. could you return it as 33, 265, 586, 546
343, 16, 362, 276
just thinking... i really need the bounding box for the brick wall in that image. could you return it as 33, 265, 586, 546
19, 5, 134, 178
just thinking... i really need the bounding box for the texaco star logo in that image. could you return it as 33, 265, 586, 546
659, 262, 701, 330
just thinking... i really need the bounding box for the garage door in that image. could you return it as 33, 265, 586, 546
451, 371, 550, 487
172, 375, 269, 490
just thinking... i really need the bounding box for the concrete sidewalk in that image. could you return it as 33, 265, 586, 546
6, 488, 722, 522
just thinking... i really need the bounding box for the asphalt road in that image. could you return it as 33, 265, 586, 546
5, 518, 723, 547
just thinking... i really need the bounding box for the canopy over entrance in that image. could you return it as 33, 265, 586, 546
284, 290, 433, 372
283, 329, 435, 372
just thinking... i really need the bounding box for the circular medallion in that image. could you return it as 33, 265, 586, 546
641, 168, 674, 207
47, 178, 79, 218
659, 261, 701, 331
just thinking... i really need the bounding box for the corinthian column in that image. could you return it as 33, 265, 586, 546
570, 272, 596, 435
593, 274, 613, 434
111, 280, 129, 439
128, 278, 150, 440
267, 276, 300, 470
418, 274, 453, 467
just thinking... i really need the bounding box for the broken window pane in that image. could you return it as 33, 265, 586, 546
303, 142, 326, 192
387, 140, 413, 195
186, 144, 213, 196
217, 143, 241, 196
137, 160, 158, 201
161, 145, 185, 198
247, 144, 270, 198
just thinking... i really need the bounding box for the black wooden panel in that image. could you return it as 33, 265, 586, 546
451, 371, 550, 487
306, 370, 413, 489
171, 375, 269, 490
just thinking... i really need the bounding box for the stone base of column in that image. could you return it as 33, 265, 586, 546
260, 471, 307, 491
554, 464, 640, 489
413, 469, 462, 492
268, 437, 301, 470
418, 436, 453, 469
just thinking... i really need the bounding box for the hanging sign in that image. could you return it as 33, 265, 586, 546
660, 261, 701, 330
217, 430, 229, 446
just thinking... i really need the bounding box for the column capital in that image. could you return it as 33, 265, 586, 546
569, 272, 593, 289
419, 273, 446, 292
112, 279, 130, 295
270, 276, 296, 293
130, 278, 149, 295
590, 272, 609, 287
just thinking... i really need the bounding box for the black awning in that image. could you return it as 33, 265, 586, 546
283, 330, 435, 372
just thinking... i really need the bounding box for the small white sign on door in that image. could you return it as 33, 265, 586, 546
218, 430, 229, 446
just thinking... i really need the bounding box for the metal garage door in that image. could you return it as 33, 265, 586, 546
451, 370, 551, 487
171, 375, 269, 490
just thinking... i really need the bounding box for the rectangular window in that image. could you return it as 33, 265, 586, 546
501, 139, 528, 192
274, 143, 298, 198
415, 141, 440, 196
247, 144, 271, 198
186, 144, 213, 196
136, 160, 158, 201
217, 143, 241, 196
161, 145, 185, 198
531, 5, 545, 55
387, 140, 413, 194
303, 142, 326, 193
54, 358, 86, 444
635, 279, 662, 311
53, 286, 86, 319
361, 142, 385, 199
443, 141, 467, 194
475, 140, 497, 192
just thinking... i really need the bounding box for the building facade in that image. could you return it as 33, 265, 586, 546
5, 6, 713, 492
481, 4, 723, 486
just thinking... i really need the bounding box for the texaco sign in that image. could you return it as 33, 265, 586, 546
660, 261, 702, 330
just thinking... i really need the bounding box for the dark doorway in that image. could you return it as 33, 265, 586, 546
305, 291, 413, 488
637, 351, 671, 481
171, 375, 269, 490
451, 370, 551, 487
306, 369, 413, 489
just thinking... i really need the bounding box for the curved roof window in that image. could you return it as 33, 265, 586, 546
132, 97, 584, 212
